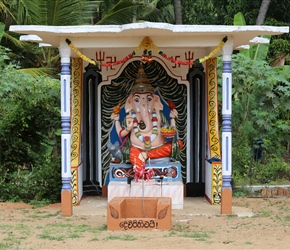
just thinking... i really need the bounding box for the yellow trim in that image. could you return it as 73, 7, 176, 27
206, 58, 221, 158
206, 58, 222, 204
212, 162, 222, 204
71, 58, 82, 167
71, 168, 78, 206
71, 57, 83, 206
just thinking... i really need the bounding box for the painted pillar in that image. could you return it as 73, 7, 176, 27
59, 42, 72, 216
221, 39, 233, 214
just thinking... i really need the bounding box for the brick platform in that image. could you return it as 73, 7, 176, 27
261, 187, 290, 197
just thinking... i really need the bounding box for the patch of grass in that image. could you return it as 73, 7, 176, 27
233, 187, 250, 197
46, 223, 73, 228
14, 223, 31, 238
28, 211, 60, 219
64, 217, 74, 222
102, 234, 137, 241
167, 226, 214, 242
29, 199, 51, 208
171, 223, 190, 232
37, 233, 65, 241
226, 214, 238, 219
103, 235, 122, 241
28, 212, 60, 220
0, 235, 21, 249
18, 234, 28, 240
122, 234, 138, 241
278, 204, 288, 210
0, 224, 13, 232
96, 224, 107, 231
257, 210, 272, 217
42, 212, 61, 218
34, 222, 108, 242
180, 230, 211, 241
167, 230, 177, 236
15, 223, 29, 230
0, 242, 11, 249
74, 224, 92, 233
67, 233, 82, 239
245, 241, 253, 244
283, 215, 290, 225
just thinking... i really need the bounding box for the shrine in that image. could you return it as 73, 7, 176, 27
9, 22, 289, 217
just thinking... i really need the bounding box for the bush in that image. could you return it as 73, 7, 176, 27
256, 156, 290, 181
0, 155, 61, 203
0, 47, 61, 204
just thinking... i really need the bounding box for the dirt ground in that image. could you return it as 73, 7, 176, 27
1, 196, 290, 250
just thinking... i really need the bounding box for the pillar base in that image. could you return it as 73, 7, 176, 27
221, 188, 232, 214
61, 190, 73, 216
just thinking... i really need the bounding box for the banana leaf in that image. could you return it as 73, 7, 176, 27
234, 12, 270, 61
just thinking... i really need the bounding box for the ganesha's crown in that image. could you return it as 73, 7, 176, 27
131, 62, 154, 94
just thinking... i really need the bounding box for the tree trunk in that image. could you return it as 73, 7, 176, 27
173, 0, 183, 24
271, 53, 286, 67
256, 0, 271, 25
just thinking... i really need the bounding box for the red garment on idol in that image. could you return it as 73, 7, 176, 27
129, 140, 183, 172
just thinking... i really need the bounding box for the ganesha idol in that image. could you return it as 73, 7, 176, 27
110, 63, 183, 174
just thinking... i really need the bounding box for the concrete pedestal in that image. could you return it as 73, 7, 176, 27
108, 180, 183, 209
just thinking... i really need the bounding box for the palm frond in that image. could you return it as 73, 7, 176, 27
96, 0, 144, 25
141, 3, 174, 23
3, 31, 29, 49
17, 67, 59, 78
0, 1, 16, 23
14, 0, 42, 25
42, 0, 100, 26
0, 22, 4, 41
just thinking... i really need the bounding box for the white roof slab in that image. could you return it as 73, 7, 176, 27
10, 22, 289, 51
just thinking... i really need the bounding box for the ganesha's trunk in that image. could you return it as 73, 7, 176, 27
139, 106, 153, 132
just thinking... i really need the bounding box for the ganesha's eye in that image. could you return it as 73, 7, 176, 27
147, 96, 153, 102
134, 97, 140, 103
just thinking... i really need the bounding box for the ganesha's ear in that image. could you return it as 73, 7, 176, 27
154, 95, 163, 111
125, 95, 133, 111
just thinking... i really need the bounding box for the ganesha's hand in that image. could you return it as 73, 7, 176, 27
138, 152, 148, 163
126, 121, 133, 131
169, 109, 178, 120
110, 113, 120, 121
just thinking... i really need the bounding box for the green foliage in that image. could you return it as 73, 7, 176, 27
256, 157, 290, 181
183, 0, 290, 26
218, 53, 290, 184
233, 187, 250, 197
95, 0, 175, 25
268, 39, 290, 66
0, 46, 61, 203
0, 22, 4, 41
0, 156, 61, 203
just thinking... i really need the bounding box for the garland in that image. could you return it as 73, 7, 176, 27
131, 108, 158, 150
65, 36, 227, 67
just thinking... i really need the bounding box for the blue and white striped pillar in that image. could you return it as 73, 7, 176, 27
59, 42, 72, 216
221, 39, 233, 214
